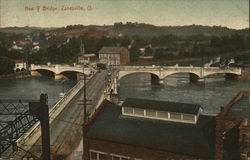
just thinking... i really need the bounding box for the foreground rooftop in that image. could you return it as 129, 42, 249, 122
87, 100, 215, 159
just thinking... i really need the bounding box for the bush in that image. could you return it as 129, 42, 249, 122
0, 56, 15, 75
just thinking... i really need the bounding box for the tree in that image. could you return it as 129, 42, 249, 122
0, 56, 15, 75
120, 36, 130, 47
154, 48, 165, 59
145, 47, 153, 55
39, 32, 46, 41
129, 45, 140, 62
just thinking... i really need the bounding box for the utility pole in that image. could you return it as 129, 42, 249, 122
82, 74, 87, 160
81, 74, 91, 160
29, 94, 51, 160
83, 74, 87, 123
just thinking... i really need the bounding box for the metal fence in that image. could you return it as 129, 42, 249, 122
0, 101, 38, 155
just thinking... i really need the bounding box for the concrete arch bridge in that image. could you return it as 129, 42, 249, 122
30, 64, 92, 80
114, 65, 242, 84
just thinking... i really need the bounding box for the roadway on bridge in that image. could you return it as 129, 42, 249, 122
11, 70, 107, 159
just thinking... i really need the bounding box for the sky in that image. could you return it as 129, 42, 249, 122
0, 0, 249, 29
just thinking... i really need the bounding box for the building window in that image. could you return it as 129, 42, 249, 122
134, 108, 144, 116
123, 107, 133, 114
90, 151, 98, 160
169, 112, 181, 120
122, 107, 196, 124
111, 154, 130, 160
182, 114, 195, 122
112, 156, 120, 160
99, 153, 106, 160
145, 110, 156, 117
156, 111, 168, 119
90, 150, 107, 160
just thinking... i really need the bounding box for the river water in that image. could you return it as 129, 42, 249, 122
0, 73, 249, 115
0, 76, 76, 107
118, 73, 250, 115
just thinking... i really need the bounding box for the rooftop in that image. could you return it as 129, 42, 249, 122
226, 97, 250, 125
86, 100, 215, 159
12, 59, 26, 63
83, 54, 96, 57
122, 98, 202, 115
99, 46, 127, 54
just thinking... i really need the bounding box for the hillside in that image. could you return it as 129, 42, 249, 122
0, 23, 249, 38
0, 26, 56, 34
113, 23, 249, 38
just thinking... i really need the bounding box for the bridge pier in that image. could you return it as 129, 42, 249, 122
189, 73, 201, 83
151, 74, 164, 85
55, 74, 69, 80
113, 77, 119, 95
225, 73, 240, 80
31, 70, 42, 77
158, 79, 164, 84
77, 73, 85, 81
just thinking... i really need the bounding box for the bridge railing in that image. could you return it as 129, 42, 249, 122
16, 79, 85, 149
31, 64, 57, 68
31, 64, 94, 75
114, 65, 241, 69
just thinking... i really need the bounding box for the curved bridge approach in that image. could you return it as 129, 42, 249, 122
30, 64, 92, 80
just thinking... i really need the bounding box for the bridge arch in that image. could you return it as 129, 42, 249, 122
118, 71, 160, 80
59, 69, 84, 74
31, 69, 55, 78
58, 71, 83, 80
163, 71, 201, 83
119, 71, 161, 85
163, 71, 200, 79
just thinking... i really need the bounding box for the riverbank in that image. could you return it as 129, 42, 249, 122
241, 69, 250, 81
0, 71, 31, 79
130, 50, 250, 66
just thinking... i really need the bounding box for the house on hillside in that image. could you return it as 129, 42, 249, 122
78, 54, 97, 64
12, 59, 27, 72
98, 47, 130, 65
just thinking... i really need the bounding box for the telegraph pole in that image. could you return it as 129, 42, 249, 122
29, 94, 51, 160
81, 73, 91, 160
83, 74, 87, 123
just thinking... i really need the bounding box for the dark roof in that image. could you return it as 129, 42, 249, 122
87, 101, 215, 159
122, 98, 201, 115
12, 59, 26, 63
99, 47, 127, 54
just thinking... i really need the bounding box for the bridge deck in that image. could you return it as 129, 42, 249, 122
2, 70, 107, 159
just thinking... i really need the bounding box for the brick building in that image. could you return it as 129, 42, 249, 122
83, 98, 216, 160
98, 47, 130, 65
217, 91, 250, 160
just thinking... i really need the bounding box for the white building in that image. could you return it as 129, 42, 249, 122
13, 60, 27, 72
